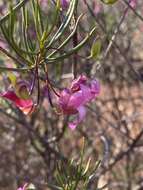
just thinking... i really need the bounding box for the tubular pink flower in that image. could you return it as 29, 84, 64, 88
0, 91, 34, 115
58, 75, 100, 130
0, 78, 35, 115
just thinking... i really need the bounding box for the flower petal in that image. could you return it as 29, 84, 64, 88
68, 106, 86, 130
68, 90, 84, 108
59, 89, 70, 106
0, 91, 34, 115
80, 84, 92, 102
71, 75, 87, 92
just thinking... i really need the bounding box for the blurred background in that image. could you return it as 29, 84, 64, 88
0, 0, 143, 189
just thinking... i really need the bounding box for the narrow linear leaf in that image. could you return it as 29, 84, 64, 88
44, 27, 97, 63
90, 39, 102, 60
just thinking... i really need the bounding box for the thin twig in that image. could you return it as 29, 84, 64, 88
104, 0, 131, 59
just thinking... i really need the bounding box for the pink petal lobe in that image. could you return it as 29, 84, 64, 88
68, 106, 86, 130
80, 84, 91, 102
78, 106, 86, 122
59, 89, 70, 106
71, 75, 87, 92
68, 90, 84, 108
59, 89, 76, 114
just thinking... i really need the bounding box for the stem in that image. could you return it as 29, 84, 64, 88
72, 12, 78, 79
29, 54, 41, 105
104, 0, 131, 59
29, 67, 37, 95
44, 63, 60, 97
36, 56, 40, 105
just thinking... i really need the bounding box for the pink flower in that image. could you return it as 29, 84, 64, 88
1, 91, 34, 114
17, 183, 28, 190
0, 81, 34, 115
58, 75, 100, 130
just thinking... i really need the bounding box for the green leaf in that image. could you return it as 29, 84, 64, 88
0, 24, 32, 65
46, 0, 78, 48
101, 0, 118, 4
41, 0, 60, 45
47, 14, 83, 57
31, 0, 42, 41
82, 158, 91, 176
90, 40, 101, 60
45, 27, 97, 63
8, 2, 16, 36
